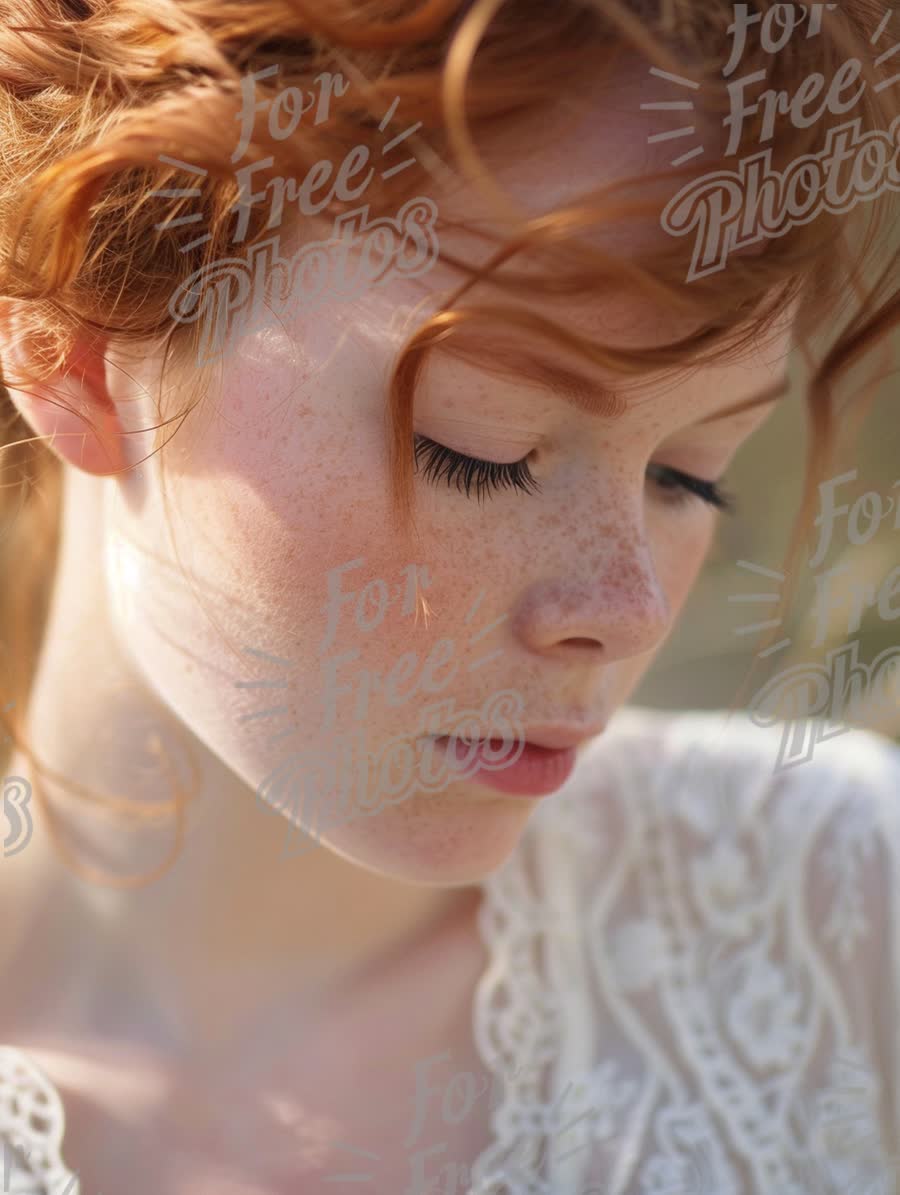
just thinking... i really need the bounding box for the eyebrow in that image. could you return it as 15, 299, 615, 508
694, 375, 791, 423
543, 368, 791, 421
436, 328, 791, 421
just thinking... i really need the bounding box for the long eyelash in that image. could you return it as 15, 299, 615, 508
412, 435, 738, 515
412, 435, 541, 501
648, 463, 738, 514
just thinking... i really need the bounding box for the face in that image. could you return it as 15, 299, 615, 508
91, 62, 790, 885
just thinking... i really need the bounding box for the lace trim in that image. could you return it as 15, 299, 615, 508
466, 709, 900, 1195
467, 744, 633, 1195
0, 1048, 80, 1195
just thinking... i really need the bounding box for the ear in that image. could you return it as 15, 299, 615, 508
0, 305, 130, 476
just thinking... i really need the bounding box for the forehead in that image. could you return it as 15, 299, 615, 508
425, 54, 765, 340
436, 57, 710, 253
260, 53, 793, 413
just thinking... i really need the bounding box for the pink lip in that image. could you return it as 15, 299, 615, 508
429, 735, 583, 797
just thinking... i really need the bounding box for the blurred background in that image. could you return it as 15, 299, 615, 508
633, 307, 900, 748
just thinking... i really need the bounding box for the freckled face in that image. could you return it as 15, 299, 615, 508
104, 64, 790, 884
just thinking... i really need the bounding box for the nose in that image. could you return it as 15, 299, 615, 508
511, 536, 672, 662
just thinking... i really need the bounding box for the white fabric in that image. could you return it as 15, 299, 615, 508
0, 1047, 79, 1194
469, 706, 900, 1194
2, 705, 899, 1194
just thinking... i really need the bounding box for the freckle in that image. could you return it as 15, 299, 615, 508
538, 509, 565, 534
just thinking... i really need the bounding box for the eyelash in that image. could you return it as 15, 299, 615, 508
412, 435, 737, 514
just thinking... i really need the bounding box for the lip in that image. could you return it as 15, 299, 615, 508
428, 725, 607, 751
429, 735, 580, 797
517, 724, 607, 751
423, 722, 606, 799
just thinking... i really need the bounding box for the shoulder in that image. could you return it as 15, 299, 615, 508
550, 704, 900, 958
568, 702, 900, 955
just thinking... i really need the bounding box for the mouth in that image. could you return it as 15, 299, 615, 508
430, 725, 606, 752
426, 725, 605, 798
516, 724, 607, 752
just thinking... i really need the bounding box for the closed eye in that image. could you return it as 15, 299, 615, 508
645, 462, 736, 513
413, 435, 540, 501
412, 435, 736, 513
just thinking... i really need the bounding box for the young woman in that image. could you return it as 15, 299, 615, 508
0, 1, 898, 1192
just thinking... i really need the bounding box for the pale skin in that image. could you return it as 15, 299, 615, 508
0, 63, 795, 1192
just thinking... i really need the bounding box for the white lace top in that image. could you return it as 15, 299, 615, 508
3, 705, 900, 1195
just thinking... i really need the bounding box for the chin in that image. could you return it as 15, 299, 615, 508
289, 784, 540, 885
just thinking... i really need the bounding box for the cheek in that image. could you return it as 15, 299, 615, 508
656, 510, 719, 610
606, 511, 718, 704
106, 372, 435, 793
108, 352, 506, 857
